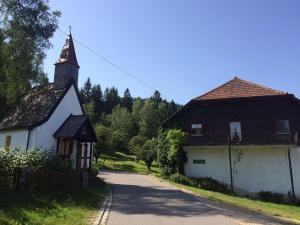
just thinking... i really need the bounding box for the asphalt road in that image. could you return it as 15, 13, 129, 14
99, 171, 289, 225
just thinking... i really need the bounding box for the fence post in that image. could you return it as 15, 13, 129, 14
81, 171, 89, 188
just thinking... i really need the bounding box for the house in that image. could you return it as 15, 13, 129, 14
0, 32, 97, 172
163, 77, 300, 199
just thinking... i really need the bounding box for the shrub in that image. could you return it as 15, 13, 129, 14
169, 173, 192, 186
128, 135, 147, 159
166, 129, 187, 173
168, 173, 230, 194
140, 139, 157, 170
190, 177, 230, 194
0, 147, 71, 172
259, 191, 284, 203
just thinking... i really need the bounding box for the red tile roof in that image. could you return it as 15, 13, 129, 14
55, 33, 79, 68
194, 77, 287, 101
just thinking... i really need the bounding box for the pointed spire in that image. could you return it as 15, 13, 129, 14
55, 31, 80, 68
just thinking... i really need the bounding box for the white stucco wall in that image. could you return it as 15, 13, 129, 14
0, 129, 29, 150
184, 145, 300, 197
28, 85, 83, 150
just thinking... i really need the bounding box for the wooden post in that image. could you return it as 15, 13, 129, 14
228, 135, 234, 193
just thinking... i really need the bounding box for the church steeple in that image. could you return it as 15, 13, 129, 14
54, 31, 80, 89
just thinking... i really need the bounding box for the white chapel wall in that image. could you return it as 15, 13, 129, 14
29, 85, 83, 150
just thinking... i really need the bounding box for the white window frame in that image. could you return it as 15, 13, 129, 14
191, 123, 203, 136
230, 121, 242, 141
275, 120, 291, 134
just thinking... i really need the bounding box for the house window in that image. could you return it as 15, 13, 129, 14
275, 120, 290, 134
5, 136, 11, 148
191, 124, 203, 136
230, 121, 242, 141
193, 159, 205, 164
58, 138, 72, 158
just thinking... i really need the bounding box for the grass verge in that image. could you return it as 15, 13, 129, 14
0, 179, 107, 225
96, 151, 159, 175
162, 178, 300, 222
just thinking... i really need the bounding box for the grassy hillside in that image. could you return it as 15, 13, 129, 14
95, 151, 160, 175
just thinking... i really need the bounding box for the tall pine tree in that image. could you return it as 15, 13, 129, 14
121, 88, 133, 112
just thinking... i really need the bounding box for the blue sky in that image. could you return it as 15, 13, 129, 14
44, 0, 300, 104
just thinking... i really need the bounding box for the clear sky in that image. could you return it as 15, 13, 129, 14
44, 0, 300, 104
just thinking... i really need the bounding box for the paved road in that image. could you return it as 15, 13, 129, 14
100, 171, 290, 225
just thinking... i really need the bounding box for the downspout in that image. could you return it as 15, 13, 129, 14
228, 135, 234, 193
26, 128, 31, 153
287, 147, 296, 202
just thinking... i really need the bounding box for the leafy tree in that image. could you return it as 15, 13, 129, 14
132, 98, 144, 128
140, 139, 157, 171
167, 129, 187, 174
104, 87, 121, 113
167, 100, 178, 116
83, 102, 97, 124
128, 135, 147, 159
0, 0, 60, 117
158, 101, 169, 123
80, 77, 92, 103
94, 124, 114, 162
121, 88, 133, 112
109, 106, 138, 150
156, 129, 173, 177
139, 99, 160, 138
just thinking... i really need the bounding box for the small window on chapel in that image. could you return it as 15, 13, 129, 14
5, 136, 11, 148
191, 124, 203, 136
275, 120, 290, 134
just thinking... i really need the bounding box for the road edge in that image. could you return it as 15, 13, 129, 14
93, 185, 113, 225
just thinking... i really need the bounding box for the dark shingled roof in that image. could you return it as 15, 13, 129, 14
55, 33, 80, 68
54, 115, 87, 138
194, 77, 287, 101
0, 84, 67, 130
54, 115, 97, 142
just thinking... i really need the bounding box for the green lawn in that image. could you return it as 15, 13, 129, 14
164, 179, 300, 222
0, 181, 107, 225
97, 152, 300, 223
96, 151, 159, 175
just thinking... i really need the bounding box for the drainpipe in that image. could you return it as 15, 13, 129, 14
228, 135, 234, 193
26, 128, 31, 153
287, 147, 296, 202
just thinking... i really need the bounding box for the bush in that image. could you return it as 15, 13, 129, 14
140, 139, 157, 170
168, 173, 230, 194
0, 147, 71, 172
128, 135, 147, 158
169, 173, 192, 186
190, 177, 230, 194
259, 191, 284, 203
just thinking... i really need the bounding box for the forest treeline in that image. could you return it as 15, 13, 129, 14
79, 78, 181, 158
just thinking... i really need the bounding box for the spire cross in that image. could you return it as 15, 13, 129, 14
69, 25, 72, 34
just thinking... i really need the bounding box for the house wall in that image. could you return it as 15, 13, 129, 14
167, 96, 300, 145
28, 85, 83, 150
184, 145, 300, 197
0, 129, 29, 150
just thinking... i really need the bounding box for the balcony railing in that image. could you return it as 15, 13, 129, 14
187, 131, 297, 146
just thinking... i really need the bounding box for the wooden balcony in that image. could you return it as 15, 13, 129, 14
187, 131, 297, 146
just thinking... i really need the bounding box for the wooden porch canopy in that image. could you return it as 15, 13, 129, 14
54, 115, 97, 142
